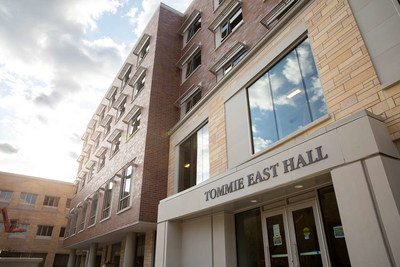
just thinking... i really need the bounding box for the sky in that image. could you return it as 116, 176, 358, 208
0, 0, 190, 183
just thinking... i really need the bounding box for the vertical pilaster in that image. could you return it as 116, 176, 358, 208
122, 232, 136, 267
88, 243, 98, 267
67, 249, 76, 267
212, 212, 237, 267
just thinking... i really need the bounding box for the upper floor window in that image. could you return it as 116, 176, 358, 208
109, 89, 117, 108
221, 8, 242, 41
71, 214, 78, 235
179, 123, 209, 192
128, 111, 141, 137
121, 65, 132, 89
117, 98, 127, 120
80, 174, 87, 190
0, 190, 13, 202
134, 75, 145, 97
185, 91, 201, 114
111, 133, 121, 156
98, 151, 106, 170
9, 223, 29, 238
186, 51, 201, 79
74, 182, 79, 195
88, 164, 95, 182
43, 196, 60, 207
119, 165, 133, 211
248, 38, 327, 153
65, 218, 71, 238
78, 204, 87, 232
104, 118, 112, 137
187, 16, 201, 43
138, 40, 150, 62
20, 192, 37, 205
36, 225, 53, 237
101, 182, 113, 219
88, 196, 98, 226
94, 135, 100, 150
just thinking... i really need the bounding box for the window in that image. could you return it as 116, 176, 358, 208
138, 40, 150, 62
119, 165, 133, 211
121, 65, 132, 89
80, 174, 86, 190
179, 123, 209, 192
186, 51, 201, 79
224, 50, 247, 75
0, 190, 13, 202
43, 196, 60, 207
71, 214, 78, 235
221, 8, 242, 41
185, 91, 201, 114
88, 196, 98, 226
78, 204, 87, 231
88, 165, 95, 181
117, 98, 127, 120
134, 75, 146, 97
187, 16, 201, 43
109, 89, 117, 108
19, 192, 37, 205
66, 198, 71, 209
111, 133, 121, 156
99, 109, 105, 124
98, 152, 106, 170
248, 38, 327, 153
104, 119, 112, 137
101, 182, 113, 219
128, 112, 141, 137
36, 225, 53, 237
94, 135, 100, 150
59, 227, 66, 238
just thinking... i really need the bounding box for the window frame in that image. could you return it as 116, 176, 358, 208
43, 195, 60, 207
19, 192, 37, 205
36, 225, 54, 237
138, 40, 150, 63
78, 204, 87, 232
0, 190, 13, 202
88, 195, 99, 227
116, 97, 127, 120
185, 50, 201, 79
121, 65, 132, 89
111, 133, 121, 156
128, 111, 141, 138
220, 7, 243, 41
186, 15, 201, 44
178, 122, 210, 192
101, 182, 113, 220
118, 165, 133, 212
98, 151, 106, 171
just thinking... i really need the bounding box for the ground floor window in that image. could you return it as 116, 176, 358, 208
134, 234, 145, 267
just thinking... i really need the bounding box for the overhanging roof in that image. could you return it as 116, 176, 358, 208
179, 9, 201, 35
209, 41, 247, 74
133, 34, 151, 56
128, 66, 147, 87
176, 43, 201, 68
122, 105, 142, 124
208, 0, 241, 32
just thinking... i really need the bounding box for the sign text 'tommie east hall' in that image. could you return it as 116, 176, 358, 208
204, 146, 328, 201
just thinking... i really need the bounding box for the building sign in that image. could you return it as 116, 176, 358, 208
204, 146, 328, 201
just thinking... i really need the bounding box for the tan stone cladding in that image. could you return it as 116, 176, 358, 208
167, 0, 400, 197
0, 172, 74, 267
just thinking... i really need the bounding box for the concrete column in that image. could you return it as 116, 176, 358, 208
67, 249, 76, 267
331, 161, 392, 266
88, 243, 98, 267
212, 212, 237, 267
123, 232, 136, 267
155, 221, 182, 267
364, 155, 400, 267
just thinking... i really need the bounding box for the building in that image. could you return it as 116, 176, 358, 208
64, 0, 400, 266
62, 4, 183, 267
0, 171, 74, 267
154, 0, 400, 267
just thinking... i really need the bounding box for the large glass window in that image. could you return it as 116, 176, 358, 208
248, 38, 327, 153
102, 182, 113, 219
43, 196, 60, 207
235, 208, 265, 267
119, 165, 133, 211
179, 123, 209, 192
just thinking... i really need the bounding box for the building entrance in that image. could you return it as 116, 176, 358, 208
260, 185, 351, 267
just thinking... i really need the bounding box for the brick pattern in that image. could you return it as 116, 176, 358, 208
143, 231, 155, 267
0, 172, 74, 267
167, 0, 400, 196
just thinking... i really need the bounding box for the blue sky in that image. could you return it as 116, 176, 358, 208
0, 0, 190, 182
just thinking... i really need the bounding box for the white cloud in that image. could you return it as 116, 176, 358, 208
253, 137, 273, 153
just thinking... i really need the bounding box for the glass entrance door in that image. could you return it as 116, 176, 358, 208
262, 201, 329, 267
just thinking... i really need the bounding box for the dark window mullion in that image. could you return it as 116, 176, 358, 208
267, 72, 280, 140
295, 48, 313, 121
